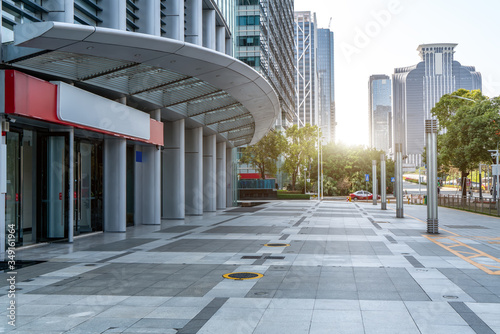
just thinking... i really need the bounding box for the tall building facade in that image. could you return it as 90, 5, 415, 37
393, 43, 482, 166
369, 75, 392, 153
294, 11, 319, 127
0, 0, 279, 250
236, 0, 296, 129
317, 28, 335, 142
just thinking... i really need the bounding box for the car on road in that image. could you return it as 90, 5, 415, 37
349, 190, 379, 200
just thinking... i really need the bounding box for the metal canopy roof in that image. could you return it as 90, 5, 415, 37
4, 22, 280, 146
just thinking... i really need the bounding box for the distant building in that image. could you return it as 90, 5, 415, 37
236, 0, 296, 129
393, 43, 482, 166
368, 75, 392, 153
294, 11, 319, 127
317, 28, 336, 142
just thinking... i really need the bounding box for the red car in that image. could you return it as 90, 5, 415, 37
349, 190, 379, 200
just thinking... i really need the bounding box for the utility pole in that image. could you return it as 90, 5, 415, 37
395, 143, 404, 218
372, 160, 377, 205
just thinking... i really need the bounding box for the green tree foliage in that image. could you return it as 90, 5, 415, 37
431, 89, 500, 197
282, 124, 319, 190
240, 129, 286, 179
311, 143, 395, 196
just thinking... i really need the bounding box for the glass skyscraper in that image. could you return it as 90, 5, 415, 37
369, 75, 392, 153
317, 28, 335, 142
393, 43, 482, 166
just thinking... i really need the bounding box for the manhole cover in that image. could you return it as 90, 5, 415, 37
443, 295, 459, 299
223, 272, 263, 280
264, 243, 290, 247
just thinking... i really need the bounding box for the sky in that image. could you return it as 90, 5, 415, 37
294, 0, 500, 146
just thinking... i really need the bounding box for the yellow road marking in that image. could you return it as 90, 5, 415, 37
391, 211, 500, 275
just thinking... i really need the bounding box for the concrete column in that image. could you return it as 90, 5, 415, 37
203, 10, 216, 50
380, 153, 387, 210
44, 0, 74, 23
140, 145, 161, 225
225, 37, 233, 56
216, 142, 226, 210
104, 138, 127, 232
137, 0, 161, 36
163, 0, 184, 41
134, 145, 143, 224
216, 26, 226, 53
372, 160, 377, 206
395, 143, 404, 218
203, 135, 217, 212
185, 0, 202, 46
163, 119, 185, 219
426, 120, 439, 233
226, 147, 234, 207
100, 0, 127, 30
185, 127, 203, 215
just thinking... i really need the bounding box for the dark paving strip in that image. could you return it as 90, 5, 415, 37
279, 234, 290, 240
367, 217, 374, 222
203, 226, 284, 234
225, 206, 265, 212
86, 238, 158, 252
371, 221, 382, 230
156, 225, 201, 233
385, 235, 397, 244
449, 302, 495, 334
404, 255, 425, 268
445, 225, 489, 229
211, 215, 243, 226
171, 232, 193, 239
293, 217, 306, 227
252, 253, 272, 265
312, 214, 363, 218
97, 252, 133, 263
177, 298, 229, 334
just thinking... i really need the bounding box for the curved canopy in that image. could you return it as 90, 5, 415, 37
5, 22, 279, 146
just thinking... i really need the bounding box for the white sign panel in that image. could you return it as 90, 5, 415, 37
493, 164, 500, 176
56, 82, 150, 140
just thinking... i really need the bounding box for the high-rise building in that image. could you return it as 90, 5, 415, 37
393, 43, 482, 166
369, 75, 392, 153
294, 11, 319, 127
317, 28, 335, 142
236, 0, 296, 129
0, 0, 279, 250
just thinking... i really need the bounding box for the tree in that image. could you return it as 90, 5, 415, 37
282, 124, 319, 190
240, 129, 286, 179
431, 89, 500, 197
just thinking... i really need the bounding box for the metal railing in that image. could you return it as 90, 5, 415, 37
438, 194, 500, 216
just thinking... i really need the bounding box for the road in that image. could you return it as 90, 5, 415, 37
403, 180, 494, 198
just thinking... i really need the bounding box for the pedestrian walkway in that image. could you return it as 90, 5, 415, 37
1, 201, 500, 333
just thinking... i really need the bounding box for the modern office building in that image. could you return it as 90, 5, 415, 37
0, 0, 279, 251
317, 28, 335, 142
294, 11, 319, 127
369, 75, 392, 153
236, 0, 295, 129
393, 43, 482, 166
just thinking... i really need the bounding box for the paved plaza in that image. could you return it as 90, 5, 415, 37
1, 200, 500, 333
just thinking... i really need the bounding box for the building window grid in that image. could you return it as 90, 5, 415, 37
126, 0, 139, 32
74, 0, 102, 26
2, 0, 48, 42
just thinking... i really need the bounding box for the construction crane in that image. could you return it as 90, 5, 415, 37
328, 17, 332, 29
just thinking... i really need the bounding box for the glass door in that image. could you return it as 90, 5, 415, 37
6, 132, 21, 245
75, 142, 92, 233
38, 133, 69, 241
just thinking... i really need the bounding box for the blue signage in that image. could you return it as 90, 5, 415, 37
365, 174, 370, 182
391, 177, 395, 182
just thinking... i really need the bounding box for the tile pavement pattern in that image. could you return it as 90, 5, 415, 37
1, 201, 500, 333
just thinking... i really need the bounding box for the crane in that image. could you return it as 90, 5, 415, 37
328, 17, 332, 29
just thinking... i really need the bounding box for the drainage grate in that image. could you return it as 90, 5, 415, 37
264, 243, 290, 247
223, 272, 263, 280
443, 295, 459, 299
265, 256, 285, 260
